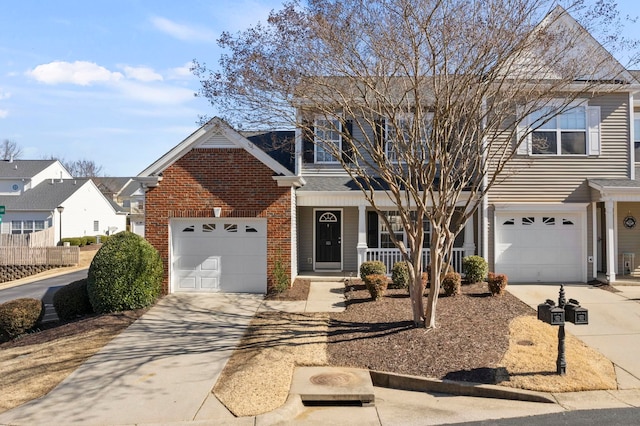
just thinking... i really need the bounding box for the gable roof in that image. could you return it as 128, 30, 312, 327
243, 130, 296, 173
0, 159, 57, 179
0, 178, 91, 211
138, 117, 294, 177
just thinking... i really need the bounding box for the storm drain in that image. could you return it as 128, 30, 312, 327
290, 367, 375, 406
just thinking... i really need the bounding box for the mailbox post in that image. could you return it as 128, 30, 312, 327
537, 285, 589, 375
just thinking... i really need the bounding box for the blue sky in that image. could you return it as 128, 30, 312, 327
1, 1, 638, 176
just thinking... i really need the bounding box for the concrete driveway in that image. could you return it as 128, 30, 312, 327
0, 292, 262, 426
507, 283, 640, 389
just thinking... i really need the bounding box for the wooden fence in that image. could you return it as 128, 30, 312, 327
0, 246, 79, 266
0, 228, 55, 247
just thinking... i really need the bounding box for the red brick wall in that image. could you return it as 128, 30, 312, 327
145, 148, 292, 294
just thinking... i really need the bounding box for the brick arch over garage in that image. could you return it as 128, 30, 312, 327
145, 148, 292, 294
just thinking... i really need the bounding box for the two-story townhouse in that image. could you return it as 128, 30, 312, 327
140, 7, 639, 295
92, 177, 146, 237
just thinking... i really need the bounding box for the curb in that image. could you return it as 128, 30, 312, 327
370, 370, 556, 404
255, 393, 306, 425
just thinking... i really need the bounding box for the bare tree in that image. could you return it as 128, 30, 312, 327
193, 0, 638, 328
63, 159, 104, 178
0, 139, 23, 161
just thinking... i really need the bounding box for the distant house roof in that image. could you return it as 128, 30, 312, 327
118, 179, 142, 198
91, 177, 132, 196
0, 178, 109, 212
0, 159, 57, 179
243, 131, 296, 173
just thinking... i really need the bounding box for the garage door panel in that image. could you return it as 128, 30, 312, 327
495, 212, 583, 283
171, 218, 267, 293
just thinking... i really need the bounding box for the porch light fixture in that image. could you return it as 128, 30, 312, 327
214, 207, 222, 218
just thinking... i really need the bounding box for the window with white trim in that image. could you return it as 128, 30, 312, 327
519, 102, 600, 156
93, 221, 99, 232
530, 106, 587, 155
314, 118, 342, 163
384, 113, 432, 162
379, 211, 431, 249
11, 220, 46, 234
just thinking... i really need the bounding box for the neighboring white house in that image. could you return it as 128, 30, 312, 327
92, 177, 146, 237
0, 159, 127, 244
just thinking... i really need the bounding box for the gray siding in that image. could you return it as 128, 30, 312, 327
297, 207, 314, 272
342, 207, 359, 271
489, 93, 630, 203
616, 202, 640, 275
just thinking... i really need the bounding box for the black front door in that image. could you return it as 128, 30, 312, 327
316, 210, 341, 265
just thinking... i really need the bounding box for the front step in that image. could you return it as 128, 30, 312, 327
290, 367, 375, 406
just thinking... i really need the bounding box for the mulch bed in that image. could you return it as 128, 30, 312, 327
264, 279, 310, 301
327, 282, 534, 384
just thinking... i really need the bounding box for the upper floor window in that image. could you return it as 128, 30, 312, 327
518, 102, 600, 156
384, 113, 432, 163
314, 118, 342, 163
531, 106, 586, 155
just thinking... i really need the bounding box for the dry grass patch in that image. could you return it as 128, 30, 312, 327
0, 310, 143, 413
213, 311, 328, 417
497, 315, 617, 392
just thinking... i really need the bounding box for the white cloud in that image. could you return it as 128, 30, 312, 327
0, 109, 8, 118
167, 62, 195, 80
150, 16, 216, 43
117, 81, 195, 105
122, 65, 163, 82
28, 61, 123, 86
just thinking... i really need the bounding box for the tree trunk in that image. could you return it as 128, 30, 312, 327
408, 248, 425, 326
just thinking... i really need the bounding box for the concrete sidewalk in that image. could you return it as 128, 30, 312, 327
507, 283, 640, 389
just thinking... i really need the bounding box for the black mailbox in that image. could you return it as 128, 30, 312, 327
565, 300, 589, 325
537, 301, 565, 326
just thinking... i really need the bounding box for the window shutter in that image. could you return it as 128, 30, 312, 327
342, 120, 354, 164
367, 211, 379, 248
302, 121, 314, 163
516, 112, 529, 155
587, 106, 601, 156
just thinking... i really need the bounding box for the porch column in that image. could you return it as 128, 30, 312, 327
463, 214, 476, 258
605, 200, 616, 283
357, 204, 368, 271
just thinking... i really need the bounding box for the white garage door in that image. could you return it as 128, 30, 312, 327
171, 218, 267, 293
495, 212, 584, 282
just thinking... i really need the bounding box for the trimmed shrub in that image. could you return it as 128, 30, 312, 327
488, 272, 508, 296
0, 298, 44, 341
60, 237, 82, 246
441, 272, 462, 297
87, 231, 163, 313
359, 260, 386, 281
462, 255, 488, 283
53, 279, 93, 321
271, 255, 290, 293
85, 236, 97, 245
390, 262, 410, 289
364, 274, 388, 300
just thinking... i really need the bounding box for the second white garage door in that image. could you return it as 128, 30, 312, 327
171, 218, 267, 293
495, 212, 585, 283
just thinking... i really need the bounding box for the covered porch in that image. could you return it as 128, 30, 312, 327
589, 179, 640, 283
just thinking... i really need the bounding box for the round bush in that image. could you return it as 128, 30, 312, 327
53, 279, 93, 321
462, 255, 488, 283
0, 298, 44, 341
359, 260, 386, 281
441, 272, 462, 297
87, 231, 163, 313
391, 261, 410, 289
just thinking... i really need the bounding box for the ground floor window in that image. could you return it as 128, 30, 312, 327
11, 220, 46, 234
378, 211, 431, 248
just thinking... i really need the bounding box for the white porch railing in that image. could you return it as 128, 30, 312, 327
364, 248, 466, 275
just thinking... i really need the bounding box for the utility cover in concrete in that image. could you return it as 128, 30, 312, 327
291, 366, 375, 405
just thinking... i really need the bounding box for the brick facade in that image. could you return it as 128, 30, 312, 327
145, 148, 292, 294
